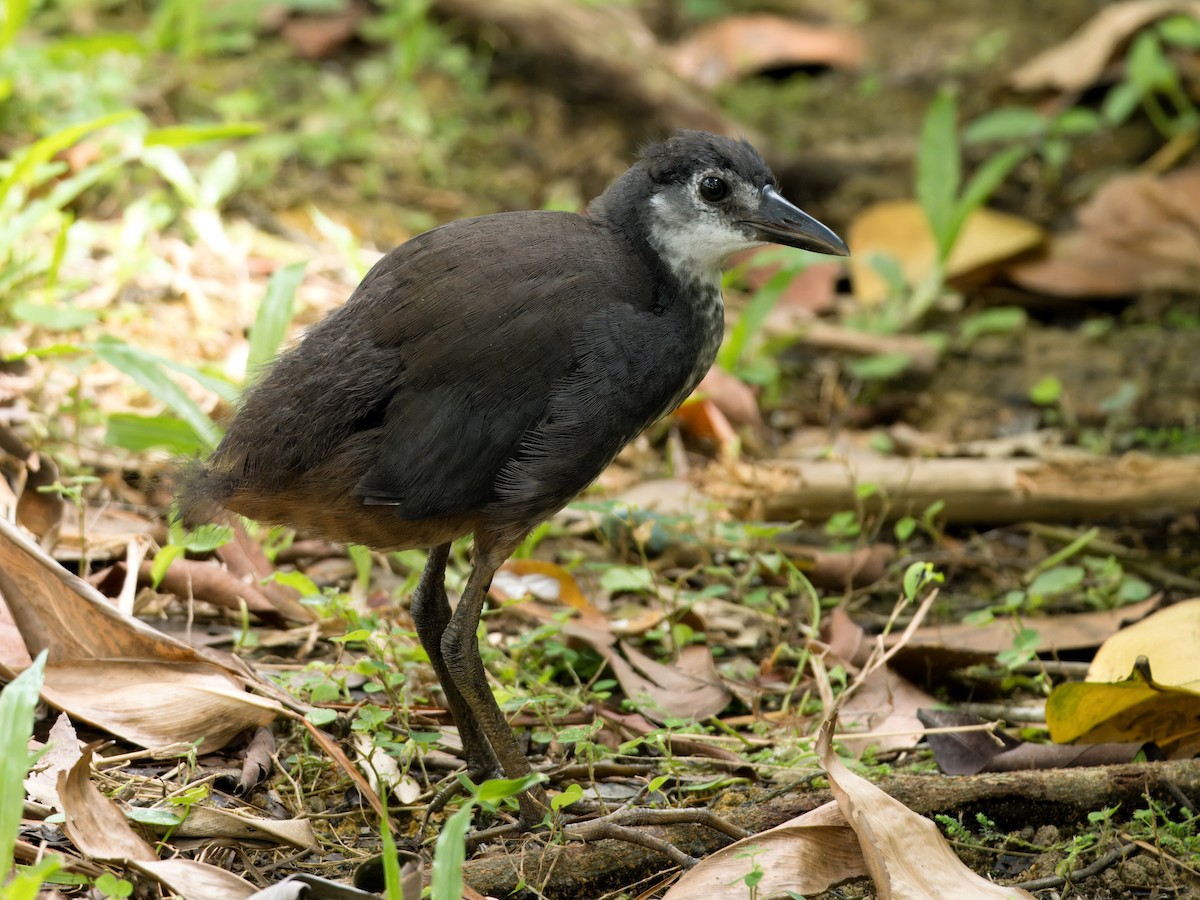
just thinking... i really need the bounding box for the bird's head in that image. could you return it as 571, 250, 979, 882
592, 131, 848, 285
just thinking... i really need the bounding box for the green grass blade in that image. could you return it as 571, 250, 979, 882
916, 90, 961, 264
0, 650, 48, 877
105, 412, 209, 454
246, 261, 306, 378
0, 111, 137, 203
430, 800, 474, 900
717, 266, 793, 372
143, 122, 265, 147
91, 337, 220, 449
948, 144, 1029, 250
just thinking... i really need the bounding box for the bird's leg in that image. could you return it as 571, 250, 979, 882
441, 534, 549, 829
410, 542, 500, 779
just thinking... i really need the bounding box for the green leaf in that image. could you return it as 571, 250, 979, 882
951, 144, 1029, 244
269, 570, 322, 597
1, 651, 48, 877
902, 562, 926, 601
1052, 107, 1104, 136
306, 707, 337, 726
91, 337, 220, 448
551, 783, 583, 811
0, 0, 35, 51
847, 351, 910, 381
143, 122, 265, 147
916, 90, 961, 262
1126, 31, 1176, 93
963, 107, 1046, 143
1028, 565, 1085, 598
893, 516, 917, 542
4, 855, 64, 899
1102, 80, 1144, 125
180, 523, 233, 553
430, 799, 473, 900
598, 565, 656, 595
8, 300, 98, 331
470, 772, 546, 805
246, 261, 307, 378
150, 544, 185, 589
958, 306, 1027, 344
379, 800, 404, 900
1158, 13, 1200, 48
1029, 374, 1063, 406
105, 413, 208, 455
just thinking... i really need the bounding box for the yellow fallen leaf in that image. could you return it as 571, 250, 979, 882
1047, 599, 1200, 749
1088, 597, 1200, 685
848, 201, 1044, 303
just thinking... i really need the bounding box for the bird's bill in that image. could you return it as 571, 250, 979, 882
746, 185, 850, 257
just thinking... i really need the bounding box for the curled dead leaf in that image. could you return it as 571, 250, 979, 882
1010, 0, 1200, 92
670, 15, 865, 88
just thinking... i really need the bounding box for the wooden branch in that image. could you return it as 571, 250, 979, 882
462, 759, 1200, 898
700, 453, 1200, 524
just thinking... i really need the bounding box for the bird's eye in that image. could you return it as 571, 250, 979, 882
699, 175, 730, 203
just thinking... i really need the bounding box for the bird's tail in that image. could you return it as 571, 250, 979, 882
172, 455, 238, 528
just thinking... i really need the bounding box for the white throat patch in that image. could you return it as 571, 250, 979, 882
645, 176, 763, 286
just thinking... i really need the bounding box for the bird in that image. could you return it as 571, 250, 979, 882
178, 130, 849, 827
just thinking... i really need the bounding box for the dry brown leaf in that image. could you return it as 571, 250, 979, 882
53, 505, 153, 563
693, 367, 763, 428
663, 801, 867, 898
1009, 166, 1200, 297
25, 713, 82, 808
674, 396, 738, 449
822, 609, 935, 754
817, 718, 1037, 898
166, 805, 317, 847
850, 201, 1044, 303
0, 422, 64, 543
670, 14, 865, 88
0, 517, 283, 751
888, 595, 1161, 655
39, 660, 280, 750
219, 520, 315, 623
1010, 0, 1200, 91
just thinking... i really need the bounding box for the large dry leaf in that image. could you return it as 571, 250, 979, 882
664, 801, 868, 898
59, 744, 258, 899
1047, 598, 1200, 749
39, 660, 280, 750
817, 718, 1036, 898
166, 805, 317, 847
670, 15, 865, 88
885, 595, 1161, 654
1010, 0, 1200, 91
850, 201, 1044, 303
1010, 166, 1200, 297
0, 517, 283, 751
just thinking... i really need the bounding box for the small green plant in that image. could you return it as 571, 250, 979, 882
93, 872, 134, 898
857, 90, 1029, 337
727, 845, 766, 899
967, 15, 1200, 177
